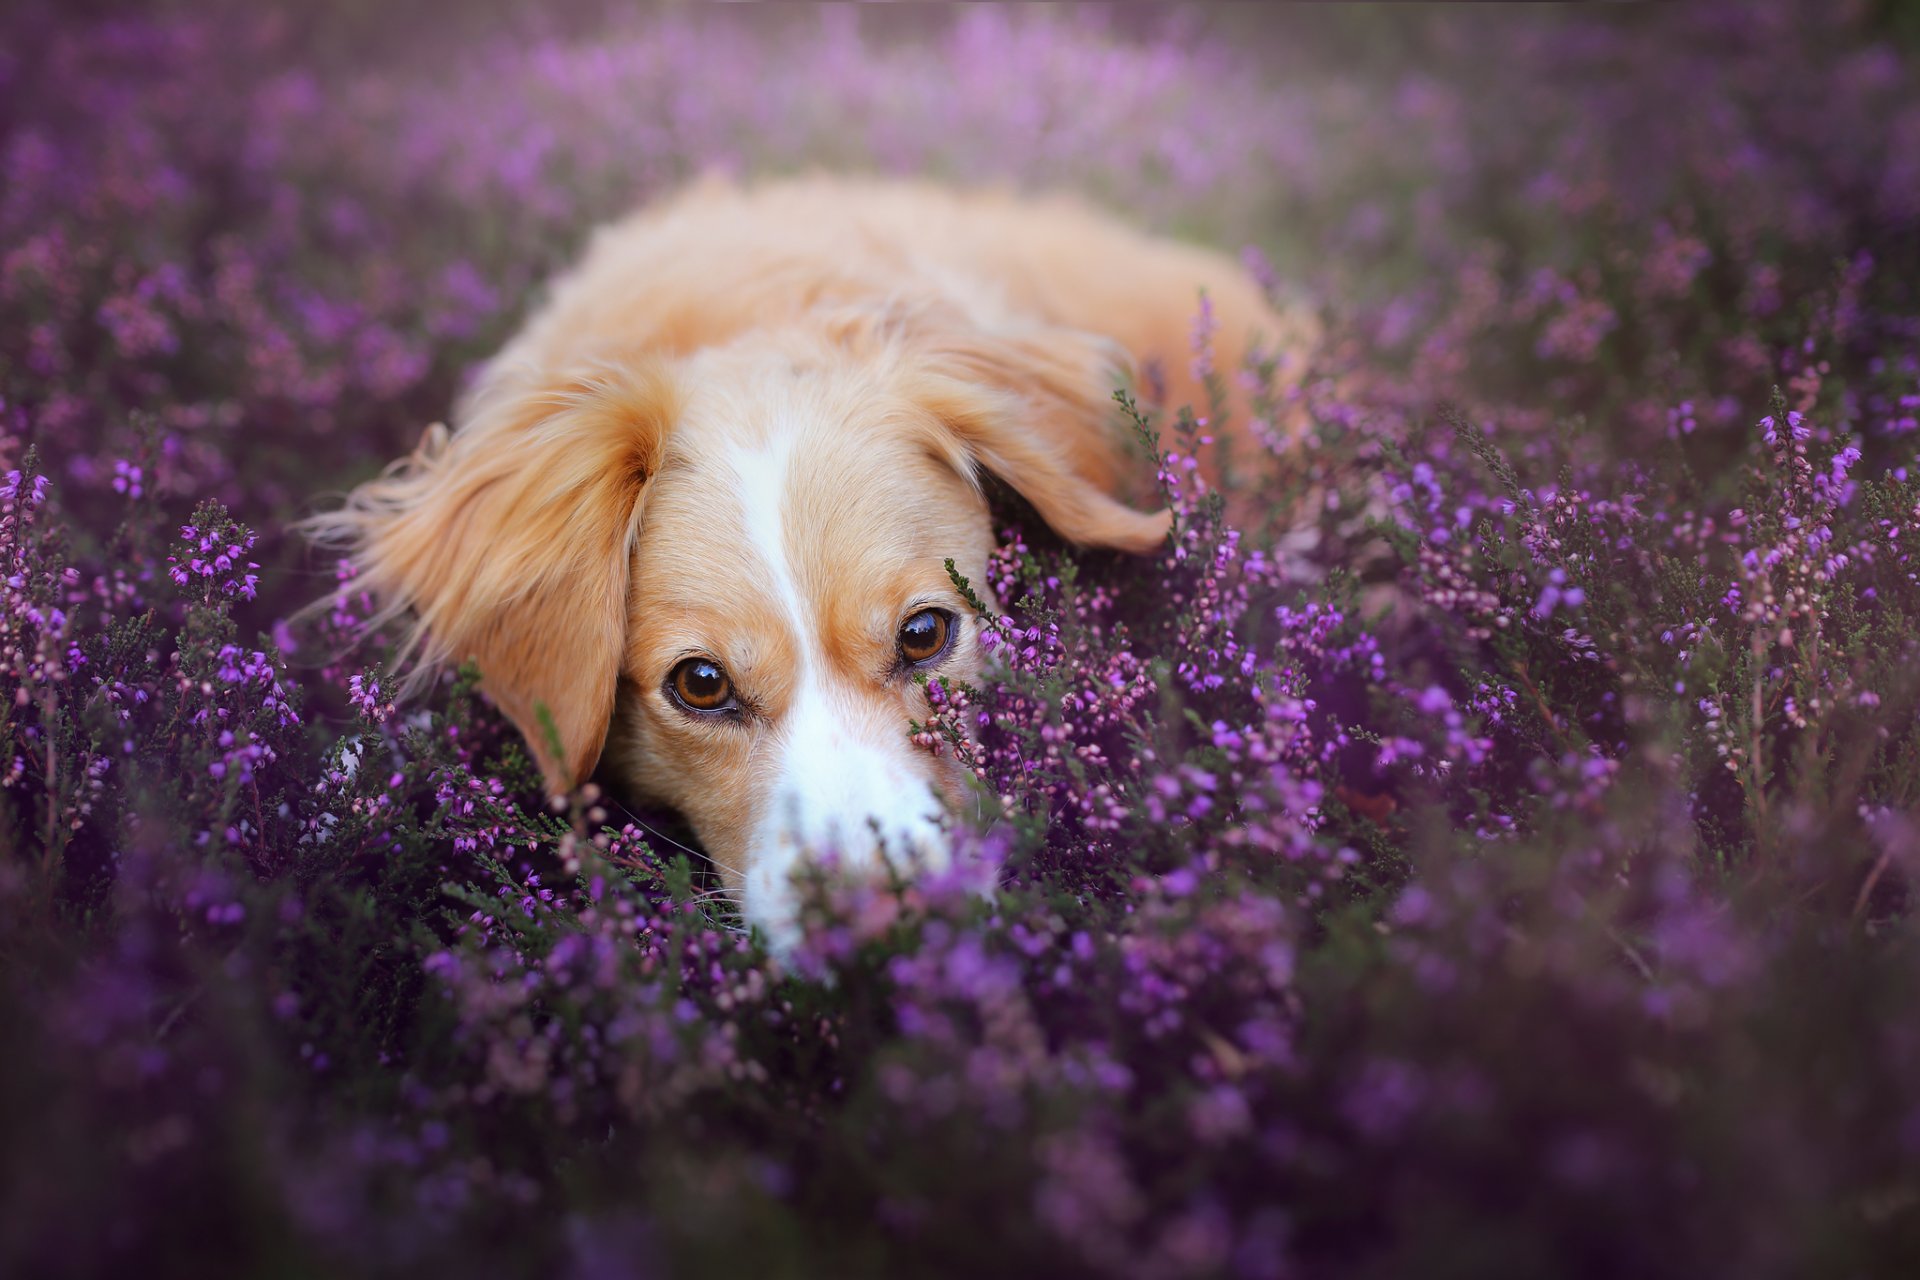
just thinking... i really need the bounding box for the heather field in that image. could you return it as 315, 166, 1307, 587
6, 2, 1920, 1276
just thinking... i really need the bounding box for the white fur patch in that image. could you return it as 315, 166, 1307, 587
730, 433, 808, 636
726, 437, 947, 953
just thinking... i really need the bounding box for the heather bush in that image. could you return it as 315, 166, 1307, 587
5, 3, 1920, 1277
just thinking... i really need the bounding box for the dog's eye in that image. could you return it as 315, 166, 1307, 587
667, 657, 734, 713
897, 608, 953, 667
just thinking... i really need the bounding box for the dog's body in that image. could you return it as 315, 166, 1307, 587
314, 175, 1311, 947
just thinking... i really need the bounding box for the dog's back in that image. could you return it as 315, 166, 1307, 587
492, 174, 1314, 452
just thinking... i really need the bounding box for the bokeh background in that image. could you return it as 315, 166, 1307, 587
9, 0, 1915, 607
5, 2, 1920, 1277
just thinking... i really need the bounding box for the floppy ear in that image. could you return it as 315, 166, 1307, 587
895, 320, 1171, 554
306, 361, 675, 793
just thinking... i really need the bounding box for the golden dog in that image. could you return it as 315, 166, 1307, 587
311, 174, 1310, 947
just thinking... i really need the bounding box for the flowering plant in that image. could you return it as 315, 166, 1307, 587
4, 3, 1920, 1277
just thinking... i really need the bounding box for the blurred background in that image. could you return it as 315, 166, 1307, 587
7, 0, 1917, 639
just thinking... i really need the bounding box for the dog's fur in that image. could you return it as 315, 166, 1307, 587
310, 174, 1312, 947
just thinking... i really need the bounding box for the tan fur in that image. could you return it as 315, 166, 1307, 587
306, 174, 1313, 905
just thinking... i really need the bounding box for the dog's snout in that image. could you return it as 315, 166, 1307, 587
739, 687, 951, 953
768, 776, 946, 868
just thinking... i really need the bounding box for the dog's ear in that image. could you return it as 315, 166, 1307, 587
307, 361, 675, 794
897, 321, 1171, 553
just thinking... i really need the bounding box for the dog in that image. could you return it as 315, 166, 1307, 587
310, 174, 1312, 950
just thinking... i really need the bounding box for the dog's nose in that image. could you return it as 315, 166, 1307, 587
741, 753, 950, 956
770, 781, 949, 873
736, 670, 961, 954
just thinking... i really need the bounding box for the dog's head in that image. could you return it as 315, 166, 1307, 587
313, 306, 1168, 948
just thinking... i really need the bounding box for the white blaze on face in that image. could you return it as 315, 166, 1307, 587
728, 436, 948, 952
